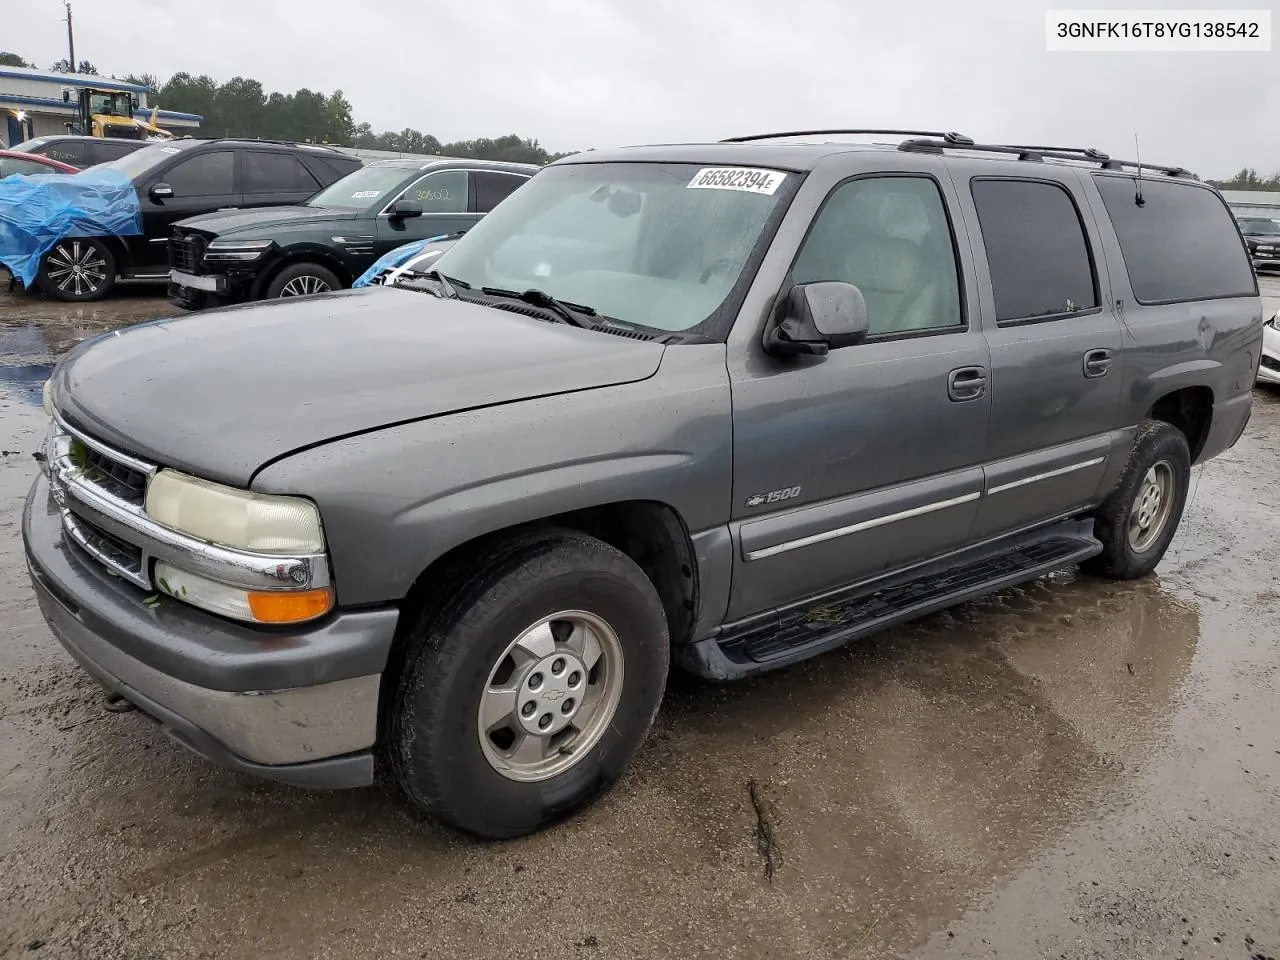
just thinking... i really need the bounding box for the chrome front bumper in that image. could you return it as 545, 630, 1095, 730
24, 471, 399, 789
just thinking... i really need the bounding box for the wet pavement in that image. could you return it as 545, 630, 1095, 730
1, 283, 1278, 959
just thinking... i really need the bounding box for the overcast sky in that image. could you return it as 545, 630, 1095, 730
7, 0, 1277, 178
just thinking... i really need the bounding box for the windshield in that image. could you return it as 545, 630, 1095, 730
307, 164, 416, 210
1240, 218, 1280, 235
101, 141, 197, 178
430, 162, 793, 334
8, 138, 49, 154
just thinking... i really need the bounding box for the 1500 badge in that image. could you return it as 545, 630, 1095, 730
745, 486, 801, 508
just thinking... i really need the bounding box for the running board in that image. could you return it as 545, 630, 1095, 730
678, 520, 1102, 680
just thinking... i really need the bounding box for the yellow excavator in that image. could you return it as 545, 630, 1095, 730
62, 86, 174, 140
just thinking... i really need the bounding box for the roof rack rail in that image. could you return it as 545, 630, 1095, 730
721, 129, 975, 145
207, 136, 341, 153
897, 138, 1191, 177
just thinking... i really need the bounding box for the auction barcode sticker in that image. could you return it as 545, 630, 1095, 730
687, 168, 786, 195
1046, 9, 1271, 51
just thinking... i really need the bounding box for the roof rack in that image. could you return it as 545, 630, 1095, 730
721, 129, 975, 145
897, 138, 1191, 177
206, 137, 343, 153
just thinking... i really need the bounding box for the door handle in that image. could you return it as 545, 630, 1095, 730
1083, 349, 1113, 379
947, 366, 988, 402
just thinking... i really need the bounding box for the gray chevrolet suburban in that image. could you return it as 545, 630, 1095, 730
24, 129, 1265, 839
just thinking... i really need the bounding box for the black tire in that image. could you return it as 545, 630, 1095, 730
264, 262, 342, 299
1083, 420, 1191, 580
37, 237, 117, 302
387, 531, 669, 839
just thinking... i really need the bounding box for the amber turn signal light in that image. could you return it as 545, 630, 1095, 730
247, 587, 334, 624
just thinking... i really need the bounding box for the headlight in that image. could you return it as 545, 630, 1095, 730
41, 378, 53, 417
203, 238, 272, 262
145, 470, 332, 624
145, 470, 324, 554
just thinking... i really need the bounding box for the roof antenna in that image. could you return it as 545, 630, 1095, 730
1133, 134, 1145, 207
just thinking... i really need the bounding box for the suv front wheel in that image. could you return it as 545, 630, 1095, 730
386, 531, 670, 839
1085, 420, 1192, 580
38, 238, 117, 302
265, 262, 341, 299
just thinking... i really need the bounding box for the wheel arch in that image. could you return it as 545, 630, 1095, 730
379, 499, 699, 716
1146, 385, 1214, 463
252, 246, 353, 298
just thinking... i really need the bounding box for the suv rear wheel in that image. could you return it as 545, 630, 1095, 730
265, 262, 341, 299
1085, 420, 1191, 580
38, 238, 116, 302
386, 531, 669, 839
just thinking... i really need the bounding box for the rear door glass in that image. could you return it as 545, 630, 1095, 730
244, 152, 321, 194
473, 171, 530, 212
1093, 176, 1257, 303
970, 178, 1098, 322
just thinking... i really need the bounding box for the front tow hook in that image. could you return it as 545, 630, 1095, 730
103, 693, 136, 714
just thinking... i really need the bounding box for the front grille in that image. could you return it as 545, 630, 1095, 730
47, 417, 157, 588
169, 234, 204, 273
65, 511, 145, 581
70, 437, 147, 505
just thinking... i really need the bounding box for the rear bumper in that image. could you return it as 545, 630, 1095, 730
23, 472, 399, 789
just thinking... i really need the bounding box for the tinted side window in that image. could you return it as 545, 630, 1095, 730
398, 170, 468, 213
474, 172, 529, 213
42, 141, 86, 166
791, 176, 963, 335
164, 151, 235, 197
970, 179, 1097, 322
244, 152, 320, 193
92, 141, 140, 164
1093, 176, 1256, 303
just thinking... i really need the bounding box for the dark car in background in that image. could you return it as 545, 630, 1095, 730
9, 135, 148, 169
0, 149, 79, 178
1238, 216, 1280, 272
167, 158, 536, 307
32, 138, 363, 301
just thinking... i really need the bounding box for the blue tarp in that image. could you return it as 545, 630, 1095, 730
352, 234, 452, 287
0, 168, 142, 287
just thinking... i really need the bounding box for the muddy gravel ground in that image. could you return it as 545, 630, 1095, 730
1, 281, 1278, 960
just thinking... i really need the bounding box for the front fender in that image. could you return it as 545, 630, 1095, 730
250, 345, 733, 606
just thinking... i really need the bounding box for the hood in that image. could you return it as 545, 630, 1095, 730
176, 205, 358, 236
54, 287, 666, 487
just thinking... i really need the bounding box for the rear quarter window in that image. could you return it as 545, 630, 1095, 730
1093, 176, 1256, 304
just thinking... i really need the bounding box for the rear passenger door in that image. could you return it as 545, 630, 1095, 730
727, 172, 991, 620
241, 150, 322, 208
957, 174, 1124, 541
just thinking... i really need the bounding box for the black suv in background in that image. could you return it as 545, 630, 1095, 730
1238, 216, 1280, 272
34, 139, 362, 301
167, 158, 536, 308
9, 135, 148, 169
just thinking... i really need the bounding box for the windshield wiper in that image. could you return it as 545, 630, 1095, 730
405, 270, 470, 298
479, 286, 598, 329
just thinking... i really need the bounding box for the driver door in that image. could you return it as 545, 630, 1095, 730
726, 173, 991, 620
374, 169, 478, 258
131, 150, 241, 273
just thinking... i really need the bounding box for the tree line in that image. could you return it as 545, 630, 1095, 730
0, 52, 575, 164
1207, 169, 1280, 193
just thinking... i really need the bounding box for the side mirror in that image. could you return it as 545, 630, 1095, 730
763, 281, 870, 357
149, 182, 174, 201
388, 199, 423, 220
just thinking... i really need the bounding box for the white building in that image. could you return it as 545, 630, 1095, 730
0, 66, 202, 146
1221, 190, 1280, 220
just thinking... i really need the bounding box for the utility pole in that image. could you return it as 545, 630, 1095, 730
64, 1, 76, 73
